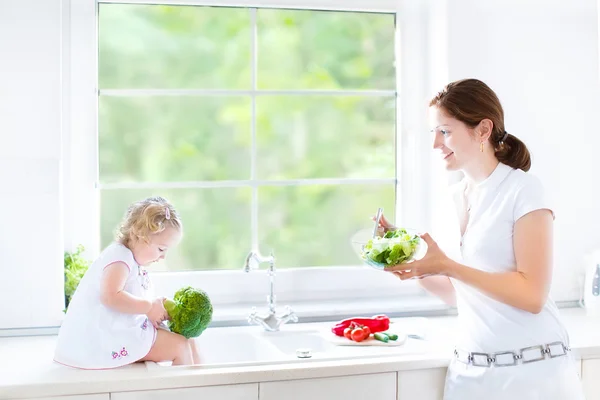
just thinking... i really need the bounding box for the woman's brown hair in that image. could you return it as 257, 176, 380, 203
429, 78, 531, 172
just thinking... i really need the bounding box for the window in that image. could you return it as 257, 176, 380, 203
97, 4, 398, 272
61, 0, 444, 319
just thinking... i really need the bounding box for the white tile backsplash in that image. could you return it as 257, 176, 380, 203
0, 0, 64, 328
0, 158, 60, 195
0, 193, 63, 329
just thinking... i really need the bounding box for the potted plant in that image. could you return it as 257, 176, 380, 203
64, 245, 90, 311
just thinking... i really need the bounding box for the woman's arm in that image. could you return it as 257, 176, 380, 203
445, 209, 553, 313
100, 262, 152, 314
417, 277, 456, 307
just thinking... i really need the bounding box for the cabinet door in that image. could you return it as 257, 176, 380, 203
23, 395, 109, 400
397, 368, 446, 400
111, 384, 258, 400
582, 359, 600, 400
259, 373, 396, 400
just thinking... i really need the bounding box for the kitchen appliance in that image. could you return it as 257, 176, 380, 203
583, 250, 600, 316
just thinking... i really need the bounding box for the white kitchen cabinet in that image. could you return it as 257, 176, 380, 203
582, 359, 600, 400
22, 395, 109, 400
259, 373, 396, 400
111, 384, 258, 400
397, 368, 446, 400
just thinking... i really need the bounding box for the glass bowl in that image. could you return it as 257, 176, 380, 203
351, 228, 428, 271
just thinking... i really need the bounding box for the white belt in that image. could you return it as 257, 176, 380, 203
454, 341, 571, 367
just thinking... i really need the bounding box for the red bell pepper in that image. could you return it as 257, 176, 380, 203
331, 314, 390, 336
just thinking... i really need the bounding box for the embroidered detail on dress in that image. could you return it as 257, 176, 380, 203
112, 347, 129, 360
141, 318, 148, 330
138, 266, 150, 290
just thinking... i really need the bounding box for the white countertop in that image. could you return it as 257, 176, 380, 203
2, 307, 600, 400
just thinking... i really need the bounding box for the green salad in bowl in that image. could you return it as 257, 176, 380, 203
354, 228, 427, 270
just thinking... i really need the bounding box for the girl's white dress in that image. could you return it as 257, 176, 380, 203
54, 243, 157, 369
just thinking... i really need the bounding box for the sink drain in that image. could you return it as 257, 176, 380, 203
296, 348, 312, 359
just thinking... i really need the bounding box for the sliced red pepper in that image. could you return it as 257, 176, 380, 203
331, 315, 390, 336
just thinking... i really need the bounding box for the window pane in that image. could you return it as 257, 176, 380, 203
99, 96, 251, 183
257, 96, 395, 179
100, 188, 251, 271
257, 9, 395, 90
258, 184, 395, 268
98, 4, 251, 89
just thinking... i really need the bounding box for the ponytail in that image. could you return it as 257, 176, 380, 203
493, 132, 531, 172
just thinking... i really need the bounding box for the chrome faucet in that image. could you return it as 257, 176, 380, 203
243, 250, 298, 332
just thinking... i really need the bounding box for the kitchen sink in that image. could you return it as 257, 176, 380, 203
258, 329, 336, 355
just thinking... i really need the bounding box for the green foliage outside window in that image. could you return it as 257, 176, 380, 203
98, 5, 397, 271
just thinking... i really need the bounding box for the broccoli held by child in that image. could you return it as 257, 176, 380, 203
163, 286, 213, 339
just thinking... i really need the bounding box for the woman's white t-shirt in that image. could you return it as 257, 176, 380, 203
440, 162, 584, 400
448, 161, 567, 352
54, 243, 157, 369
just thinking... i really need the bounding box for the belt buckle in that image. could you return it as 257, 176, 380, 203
454, 349, 474, 365
520, 345, 546, 364
546, 341, 568, 358
470, 352, 492, 367
492, 350, 518, 367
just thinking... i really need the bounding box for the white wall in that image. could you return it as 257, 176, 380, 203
0, 0, 65, 328
442, 0, 600, 301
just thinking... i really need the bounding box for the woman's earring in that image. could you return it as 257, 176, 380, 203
480, 142, 484, 152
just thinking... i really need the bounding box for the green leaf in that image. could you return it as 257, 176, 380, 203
64, 245, 91, 311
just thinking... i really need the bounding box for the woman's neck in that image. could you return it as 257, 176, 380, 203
463, 156, 500, 184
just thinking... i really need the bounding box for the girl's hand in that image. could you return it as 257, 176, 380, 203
146, 297, 168, 328
384, 233, 452, 280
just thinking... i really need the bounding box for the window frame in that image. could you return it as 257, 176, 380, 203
65, 0, 452, 324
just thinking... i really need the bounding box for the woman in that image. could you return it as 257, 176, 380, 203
380, 79, 584, 399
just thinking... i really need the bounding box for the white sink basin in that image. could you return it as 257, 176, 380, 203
257, 329, 336, 355
195, 330, 283, 366
146, 329, 286, 369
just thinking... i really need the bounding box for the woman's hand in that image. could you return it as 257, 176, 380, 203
146, 297, 168, 328
384, 233, 452, 280
372, 213, 397, 236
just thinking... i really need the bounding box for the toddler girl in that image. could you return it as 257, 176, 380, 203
54, 196, 199, 368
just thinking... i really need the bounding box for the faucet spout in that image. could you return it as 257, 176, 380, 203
243, 249, 297, 332
243, 250, 272, 272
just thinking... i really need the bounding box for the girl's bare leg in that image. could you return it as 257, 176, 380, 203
189, 338, 201, 365
139, 328, 193, 365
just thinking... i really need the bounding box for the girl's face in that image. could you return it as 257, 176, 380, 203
429, 106, 482, 172
131, 227, 182, 267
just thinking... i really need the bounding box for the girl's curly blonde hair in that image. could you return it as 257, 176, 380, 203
116, 196, 182, 247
